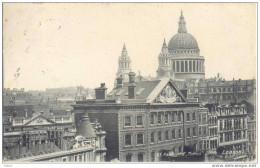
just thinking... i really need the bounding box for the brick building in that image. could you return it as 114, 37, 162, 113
72, 73, 204, 162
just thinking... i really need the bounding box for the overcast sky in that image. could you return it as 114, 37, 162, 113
3, 3, 256, 91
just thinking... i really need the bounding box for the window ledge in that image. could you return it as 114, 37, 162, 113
124, 145, 133, 148
158, 141, 163, 144
124, 126, 133, 129
136, 144, 145, 147
136, 125, 144, 128
157, 124, 162, 126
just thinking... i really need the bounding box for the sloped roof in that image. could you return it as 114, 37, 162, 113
107, 78, 187, 103
107, 80, 161, 100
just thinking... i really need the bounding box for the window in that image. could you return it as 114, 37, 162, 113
199, 127, 202, 135
172, 129, 176, 139
125, 116, 131, 127
199, 114, 202, 123
165, 130, 169, 140
151, 132, 155, 143
74, 155, 78, 162
203, 127, 207, 135
126, 154, 132, 162
62, 157, 67, 162
79, 154, 82, 162
178, 112, 181, 122
158, 113, 162, 124
125, 134, 132, 146
138, 153, 144, 162
165, 113, 169, 124
158, 131, 162, 141
172, 111, 176, 122
151, 152, 155, 162
187, 113, 190, 121
178, 129, 182, 138
203, 114, 207, 123
150, 114, 155, 125
193, 127, 196, 136
137, 116, 143, 126
192, 113, 195, 121
137, 134, 144, 144
187, 128, 191, 137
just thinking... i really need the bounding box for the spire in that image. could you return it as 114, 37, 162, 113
121, 43, 128, 57
178, 10, 187, 33
162, 38, 167, 48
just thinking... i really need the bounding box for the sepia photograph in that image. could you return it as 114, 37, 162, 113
2, 2, 257, 166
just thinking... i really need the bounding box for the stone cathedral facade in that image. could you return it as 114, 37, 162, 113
156, 11, 205, 80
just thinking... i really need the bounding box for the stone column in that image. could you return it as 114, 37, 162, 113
192, 60, 194, 72
188, 61, 190, 72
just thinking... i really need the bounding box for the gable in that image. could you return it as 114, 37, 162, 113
153, 82, 184, 103
24, 116, 55, 126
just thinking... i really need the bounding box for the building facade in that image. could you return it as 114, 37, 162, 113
3, 111, 106, 162
73, 73, 204, 162
217, 105, 248, 162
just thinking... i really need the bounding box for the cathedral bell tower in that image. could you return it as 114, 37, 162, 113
156, 38, 175, 79
114, 43, 132, 88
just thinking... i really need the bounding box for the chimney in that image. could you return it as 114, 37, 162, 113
180, 89, 188, 99
128, 72, 136, 99
116, 77, 123, 89
95, 83, 107, 100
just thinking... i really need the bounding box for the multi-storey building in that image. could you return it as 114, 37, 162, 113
72, 72, 203, 162
197, 108, 209, 151
207, 107, 218, 152
217, 105, 248, 161
247, 115, 256, 161
3, 112, 106, 162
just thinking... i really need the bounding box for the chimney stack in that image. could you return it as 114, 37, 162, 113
95, 83, 107, 100
128, 72, 136, 99
116, 77, 123, 89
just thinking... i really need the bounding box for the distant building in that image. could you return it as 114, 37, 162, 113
156, 11, 205, 80
73, 72, 203, 162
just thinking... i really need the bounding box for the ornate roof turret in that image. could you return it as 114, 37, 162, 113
178, 10, 187, 33
168, 11, 199, 50
121, 43, 128, 57
76, 113, 96, 139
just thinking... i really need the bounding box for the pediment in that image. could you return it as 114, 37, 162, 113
153, 81, 185, 103
24, 116, 55, 126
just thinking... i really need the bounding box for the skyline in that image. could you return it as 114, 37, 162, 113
3, 3, 257, 91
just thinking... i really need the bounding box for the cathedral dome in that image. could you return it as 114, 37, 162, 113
168, 33, 198, 50
168, 11, 199, 50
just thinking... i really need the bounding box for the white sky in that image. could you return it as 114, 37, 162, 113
3, 3, 257, 91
